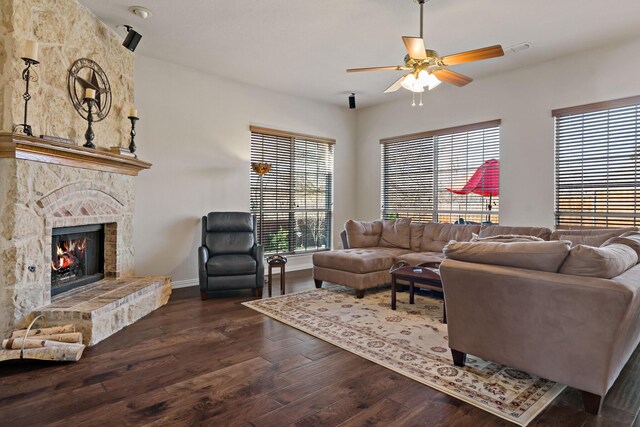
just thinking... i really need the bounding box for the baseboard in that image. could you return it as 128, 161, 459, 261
283, 263, 313, 273
171, 264, 312, 290
171, 278, 199, 289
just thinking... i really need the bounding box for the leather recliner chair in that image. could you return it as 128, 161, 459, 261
198, 212, 264, 299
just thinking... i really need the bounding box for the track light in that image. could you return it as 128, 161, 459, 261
122, 25, 142, 52
348, 93, 356, 109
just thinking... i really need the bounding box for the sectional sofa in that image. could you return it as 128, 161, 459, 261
312, 218, 551, 297
313, 218, 640, 414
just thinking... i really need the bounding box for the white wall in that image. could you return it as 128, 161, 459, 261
133, 56, 357, 284
355, 37, 640, 228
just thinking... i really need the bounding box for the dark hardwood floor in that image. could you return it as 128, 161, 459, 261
1, 270, 639, 426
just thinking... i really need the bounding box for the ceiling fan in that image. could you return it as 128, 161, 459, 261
347, 0, 505, 105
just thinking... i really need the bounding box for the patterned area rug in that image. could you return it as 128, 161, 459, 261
243, 286, 565, 426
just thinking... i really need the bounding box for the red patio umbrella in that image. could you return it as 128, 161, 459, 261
446, 159, 499, 222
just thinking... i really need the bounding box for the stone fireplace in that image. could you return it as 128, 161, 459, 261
0, 133, 171, 345
1, 0, 171, 345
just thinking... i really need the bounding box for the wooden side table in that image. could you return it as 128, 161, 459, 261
266, 255, 287, 297
389, 260, 446, 323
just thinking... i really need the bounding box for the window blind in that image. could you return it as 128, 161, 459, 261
381, 121, 500, 223
250, 128, 334, 255
381, 136, 435, 222
436, 127, 500, 223
554, 96, 640, 227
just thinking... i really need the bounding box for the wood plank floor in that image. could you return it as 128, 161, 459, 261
1, 270, 639, 426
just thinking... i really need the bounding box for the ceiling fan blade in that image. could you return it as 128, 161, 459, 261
432, 69, 473, 87
346, 65, 409, 73
439, 45, 504, 66
384, 75, 408, 93
402, 36, 427, 60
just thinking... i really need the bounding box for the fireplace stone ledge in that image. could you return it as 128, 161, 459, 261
31, 276, 172, 346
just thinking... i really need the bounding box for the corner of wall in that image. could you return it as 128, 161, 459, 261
0, 0, 15, 131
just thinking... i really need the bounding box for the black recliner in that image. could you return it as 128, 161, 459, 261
198, 212, 264, 299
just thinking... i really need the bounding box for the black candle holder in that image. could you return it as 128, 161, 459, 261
83, 97, 96, 148
12, 57, 39, 136
128, 115, 139, 157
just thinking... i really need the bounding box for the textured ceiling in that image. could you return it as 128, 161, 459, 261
78, 0, 640, 108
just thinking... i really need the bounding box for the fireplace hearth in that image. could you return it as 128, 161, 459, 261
51, 224, 104, 296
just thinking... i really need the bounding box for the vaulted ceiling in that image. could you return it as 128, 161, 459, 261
80, 0, 640, 108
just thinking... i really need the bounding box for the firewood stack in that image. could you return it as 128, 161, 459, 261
1, 324, 86, 362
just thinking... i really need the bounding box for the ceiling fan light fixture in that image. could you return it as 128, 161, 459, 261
427, 73, 441, 90
400, 73, 424, 93
416, 69, 441, 90
400, 73, 416, 90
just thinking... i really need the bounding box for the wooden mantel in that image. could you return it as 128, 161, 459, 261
0, 132, 152, 176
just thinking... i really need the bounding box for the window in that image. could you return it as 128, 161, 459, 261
553, 96, 640, 227
381, 120, 500, 223
250, 126, 334, 255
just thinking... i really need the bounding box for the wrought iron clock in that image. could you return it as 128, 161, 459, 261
67, 58, 112, 121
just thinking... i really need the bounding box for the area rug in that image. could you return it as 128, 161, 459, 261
243, 286, 565, 426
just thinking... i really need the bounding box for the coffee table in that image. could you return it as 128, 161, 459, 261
389, 261, 446, 323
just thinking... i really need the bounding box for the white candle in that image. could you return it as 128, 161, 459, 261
24, 40, 38, 61
85, 88, 96, 99
129, 107, 138, 117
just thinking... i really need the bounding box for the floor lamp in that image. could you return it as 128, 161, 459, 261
251, 162, 271, 245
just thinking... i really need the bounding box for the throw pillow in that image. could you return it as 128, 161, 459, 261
443, 241, 571, 273
344, 220, 382, 248
379, 218, 411, 249
559, 243, 638, 279
550, 227, 637, 242
470, 233, 544, 243
479, 225, 552, 240
557, 233, 624, 248
602, 232, 640, 261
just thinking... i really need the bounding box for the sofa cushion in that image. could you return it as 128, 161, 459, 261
397, 251, 444, 266
559, 243, 638, 279
313, 247, 411, 274
471, 233, 544, 243
206, 232, 254, 255
379, 218, 412, 249
421, 223, 481, 252
552, 228, 638, 247
603, 232, 640, 260
207, 254, 257, 276
206, 212, 253, 232
479, 225, 552, 240
345, 220, 382, 248
410, 222, 425, 252
443, 241, 571, 272
557, 233, 618, 247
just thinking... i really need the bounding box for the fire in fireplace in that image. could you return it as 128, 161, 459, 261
51, 224, 105, 296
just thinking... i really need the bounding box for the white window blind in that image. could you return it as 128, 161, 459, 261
250, 127, 334, 254
381, 135, 435, 222
381, 120, 500, 223
554, 96, 640, 227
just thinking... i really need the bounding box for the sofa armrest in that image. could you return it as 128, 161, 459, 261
198, 246, 209, 290
440, 259, 633, 396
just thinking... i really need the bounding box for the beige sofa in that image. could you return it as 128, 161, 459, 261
440, 229, 640, 414
312, 218, 551, 297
